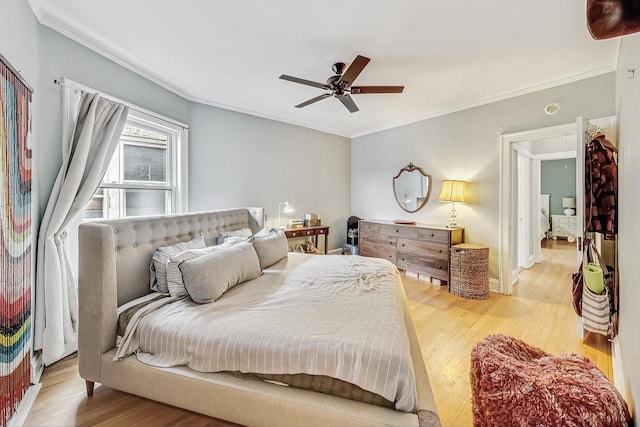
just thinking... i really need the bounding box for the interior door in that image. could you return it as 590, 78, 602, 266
576, 117, 587, 267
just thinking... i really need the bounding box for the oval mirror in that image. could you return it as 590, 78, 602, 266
393, 163, 432, 213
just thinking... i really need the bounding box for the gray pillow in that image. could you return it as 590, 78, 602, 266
150, 234, 205, 293
166, 238, 244, 298
252, 229, 289, 269
180, 241, 261, 304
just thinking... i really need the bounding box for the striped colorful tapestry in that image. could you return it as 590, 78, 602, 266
0, 55, 32, 426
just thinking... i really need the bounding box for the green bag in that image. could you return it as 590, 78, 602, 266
583, 262, 605, 294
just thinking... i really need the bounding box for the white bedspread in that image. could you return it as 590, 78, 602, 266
117, 253, 418, 412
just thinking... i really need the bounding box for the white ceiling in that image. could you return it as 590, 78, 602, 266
29, 0, 620, 138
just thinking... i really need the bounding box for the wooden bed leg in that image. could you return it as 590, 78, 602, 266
86, 380, 94, 397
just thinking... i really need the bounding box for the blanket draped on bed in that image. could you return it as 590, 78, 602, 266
117, 254, 418, 413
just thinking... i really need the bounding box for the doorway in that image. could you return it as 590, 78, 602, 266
514, 135, 578, 271
498, 116, 616, 295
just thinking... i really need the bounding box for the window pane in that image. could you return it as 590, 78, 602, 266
123, 145, 167, 182
124, 189, 168, 217
81, 188, 105, 220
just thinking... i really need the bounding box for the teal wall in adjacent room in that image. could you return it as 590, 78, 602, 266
541, 159, 576, 215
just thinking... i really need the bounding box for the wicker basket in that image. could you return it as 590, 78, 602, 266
450, 243, 490, 300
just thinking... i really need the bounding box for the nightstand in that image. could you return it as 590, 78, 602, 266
551, 215, 577, 239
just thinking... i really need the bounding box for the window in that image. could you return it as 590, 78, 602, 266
82, 112, 187, 220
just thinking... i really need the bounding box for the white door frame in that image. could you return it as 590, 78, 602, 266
499, 116, 616, 295
499, 122, 577, 294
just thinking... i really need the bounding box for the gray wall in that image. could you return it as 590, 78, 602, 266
541, 159, 576, 215
615, 33, 640, 421
188, 103, 351, 250
352, 73, 615, 280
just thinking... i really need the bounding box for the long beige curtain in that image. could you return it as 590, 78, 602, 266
34, 92, 128, 365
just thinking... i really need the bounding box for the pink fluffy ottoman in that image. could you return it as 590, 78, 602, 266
470, 334, 631, 427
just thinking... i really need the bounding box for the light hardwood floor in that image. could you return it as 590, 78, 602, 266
25, 239, 610, 427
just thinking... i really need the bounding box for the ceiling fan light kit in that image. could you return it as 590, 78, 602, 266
279, 55, 404, 113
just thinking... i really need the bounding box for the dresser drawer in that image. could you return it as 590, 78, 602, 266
551, 215, 576, 225
359, 222, 380, 234
417, 228, 449, 244
286, 229, 315, 238
397, 253, 449, 281
397, 238, 448, 261
360, 242, 396, 263
379, 224, 418, 239
360, 232, 396, 247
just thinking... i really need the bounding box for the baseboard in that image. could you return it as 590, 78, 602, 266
7, 383, 41, 427
327, 248, 343, 255
611, 336, 627, 401
31, 351, 44, 384
489, 278, 500, 293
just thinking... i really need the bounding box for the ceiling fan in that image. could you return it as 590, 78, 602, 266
279, 55, 404, 113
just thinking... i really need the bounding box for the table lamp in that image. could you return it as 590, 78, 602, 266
562, 197, 576, 216
438, 180, 466, 228
278, 201, 294, 228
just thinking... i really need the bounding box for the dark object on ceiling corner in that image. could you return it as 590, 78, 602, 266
587, 0, 640, 39
279, 55, 404, 113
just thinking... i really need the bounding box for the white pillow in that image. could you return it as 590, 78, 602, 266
217, 227, 253, 245
150, 234, 205, 293
180, 241, 261, 304
166, 238, 241, 298
252, 229, 289, 269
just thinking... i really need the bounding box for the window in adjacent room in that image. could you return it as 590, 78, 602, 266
82, 111, 187, 221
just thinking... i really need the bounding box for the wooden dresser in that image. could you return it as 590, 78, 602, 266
359, 220, 464, 284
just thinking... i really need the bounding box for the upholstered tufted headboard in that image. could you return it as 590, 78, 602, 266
78, 208, 264, 382
80, 207, 265, 305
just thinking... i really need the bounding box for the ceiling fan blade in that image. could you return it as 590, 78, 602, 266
337, 55, 370, 86
338, 94, 359, 113
351, 86, 404, 94
280, 74, 329, 90
295, 93, 332, 108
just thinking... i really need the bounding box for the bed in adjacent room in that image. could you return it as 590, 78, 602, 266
540, 194, 551, 241
78, 207, 441, 427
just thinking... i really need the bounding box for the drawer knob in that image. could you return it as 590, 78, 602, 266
396, 230, 399, 233
402, 243, 405, 247
439, 250, 442, 253
431, 233, 434, 237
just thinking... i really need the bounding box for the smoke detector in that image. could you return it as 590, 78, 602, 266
544, 102, 561, 115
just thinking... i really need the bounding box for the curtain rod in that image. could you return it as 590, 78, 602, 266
0, 52, 34, 93
53, 77, 189, 130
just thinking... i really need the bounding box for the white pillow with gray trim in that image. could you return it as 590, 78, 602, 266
180, 241, 261, 304
150, 234, 205, 293
217, 227, 253, 245
252, 229, 289, 269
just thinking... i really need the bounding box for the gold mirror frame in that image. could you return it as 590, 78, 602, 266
392, 163, 432, 213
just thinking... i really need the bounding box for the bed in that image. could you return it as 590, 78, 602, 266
78, 208, 441, 427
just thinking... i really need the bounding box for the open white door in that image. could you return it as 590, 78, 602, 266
576, 117, 587, 267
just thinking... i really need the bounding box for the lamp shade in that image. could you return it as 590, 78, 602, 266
562, 198, 576, 208
438, 180, 466, 203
